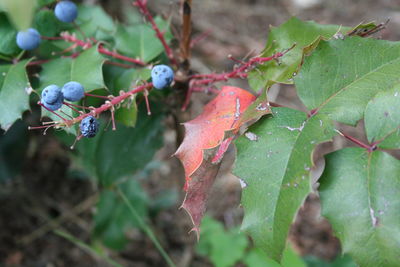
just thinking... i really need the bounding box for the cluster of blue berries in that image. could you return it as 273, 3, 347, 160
41, 81, 84, 111
16, 1, 78, 51
151, 65, 174, 89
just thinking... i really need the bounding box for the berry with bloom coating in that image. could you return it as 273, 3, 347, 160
62, 81, 84, 101
41, 85, 64, 111
55, 1, 78, 23
16, 28, 41, 50
151, 65, 174, 89
80, 116, 99, 138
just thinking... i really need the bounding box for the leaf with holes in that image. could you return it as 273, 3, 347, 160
295, 37, 400, 125
364, 87, 400, 149
175, 86, 266, 237
319, 148, 400, 267
233, 107, 335, 262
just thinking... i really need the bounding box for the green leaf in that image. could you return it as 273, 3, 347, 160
0, 0, 36, 30
75, 5, 115, 41
115, 16, 172, 62
0, 13, 20, 56
364, 87, 400, 149
295, 37, 400, 125
0, 60, 31, 130
319, 148, 400, 267
248, 17, 343, 91
37, 0, 55, 7
39, 46, 106, 91
95, 110, 164, 186
234, 107, 335, 262
113, 68, 151, 127
196, 216, 248, 267
33, 9, 68, 37
93, 180, 149, 250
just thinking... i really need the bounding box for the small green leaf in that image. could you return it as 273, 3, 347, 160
234, 107, 335, 262
93, 180, 148, 250
364, 87, 400, 149
196, 216, 248, 267
248, 17, 344, 91
0, 13, 20, 56
319, 148, 400, 267
0, 60, 31, 130
295, 37, 400, 125
115, 16, 172, 62
0, 0, 37, 30
95, 111, 164, 186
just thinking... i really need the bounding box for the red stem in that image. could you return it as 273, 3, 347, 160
59, 33, 146, 66
336, 130, 376, 152
99, 46, 145, 66
62, 83, 153, 126
133, 0, 178, 67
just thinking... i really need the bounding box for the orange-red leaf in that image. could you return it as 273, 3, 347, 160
175, 86, 269, 237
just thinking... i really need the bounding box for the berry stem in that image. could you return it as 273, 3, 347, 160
84, 93, 110, 100
63, 83, 153, 126
64, 102, 91, 110
133, 0, 178, 67
63, 102, 82, 113
39, 102, 67, 122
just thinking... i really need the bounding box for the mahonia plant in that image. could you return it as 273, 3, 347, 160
0, 0, 398, 266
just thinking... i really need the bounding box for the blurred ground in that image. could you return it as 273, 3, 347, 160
1, 0, 400, 266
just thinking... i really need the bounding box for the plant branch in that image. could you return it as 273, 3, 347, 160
59, 33, 146, 66
61, 83, 153, 127
190, 45, 295, 86
133, 0, 178, 67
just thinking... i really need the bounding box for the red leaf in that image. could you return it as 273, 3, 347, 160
175, 86, 270, 238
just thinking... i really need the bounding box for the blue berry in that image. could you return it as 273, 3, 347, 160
151, 65, 174, 90
80, 116, 99, 138
16, 28, 41, 50
43, 99, 63, 111
55, 1, 78, 23
41, 85, 64, 111
42, 85, 62, 104
62, 81, 84, 102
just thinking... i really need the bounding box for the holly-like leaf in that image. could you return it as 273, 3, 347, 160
39, 46, 106, 91
233, 107, 335, 262
295, 37, 400, 126
115, 16, 172, 63
0, 60, 31, 131
319, 148, 400, 267
248, 17, 344, 91
364, 87, 400, 149
175, 86, 260, 236
0, 13, 20, 56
